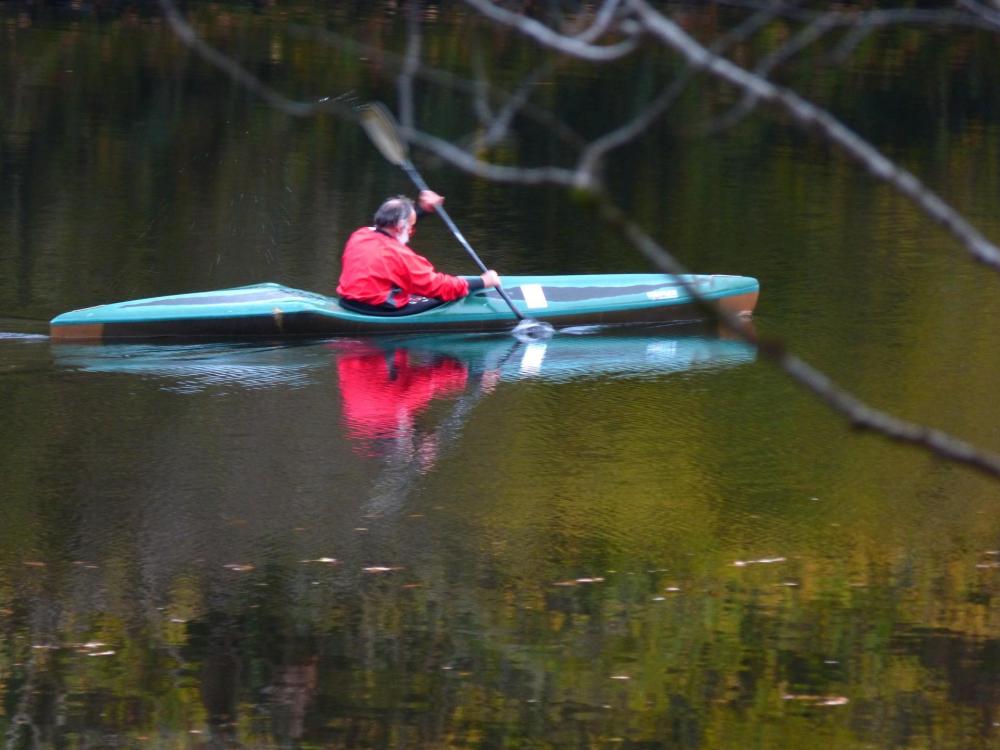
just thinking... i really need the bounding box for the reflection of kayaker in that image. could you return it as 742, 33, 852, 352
331, 340, 506, 513
333, 341, 469, 447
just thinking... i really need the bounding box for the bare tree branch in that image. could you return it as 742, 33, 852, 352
571, 0, 793, 178
595, 200, 1000, 480
463, 0, 641, 61
576, 74, 689, 181
957, 0, 1000, 31
158, 0, 354, 119
286, 22, 588, 149
397, 0, 422, 131
465, 1, 1000, 271
573, 0, 626, 43
395, 126, 1000, 479
714, 0, 996, 31
154, 0, 1000, 479
471, 52, 496, 128
474, 62, 558, 149
625, 1, 1000, 273
706, 11, 843, 135
406, 129, 582, 186
710, 0, 801, 52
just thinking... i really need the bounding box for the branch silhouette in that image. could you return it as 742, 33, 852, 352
155, 0, 1000, 479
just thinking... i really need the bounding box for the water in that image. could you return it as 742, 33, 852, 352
3, 3, 1000, 748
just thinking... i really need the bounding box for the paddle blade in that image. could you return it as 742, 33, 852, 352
512, 318, 555, 341
360, 102, 408, 166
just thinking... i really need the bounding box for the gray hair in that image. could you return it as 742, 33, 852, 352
373, 195, 414, 230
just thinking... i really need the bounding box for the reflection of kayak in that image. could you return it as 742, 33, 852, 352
49, 274, 759, 341
51, 341, 323, 392
374, 329, 757, 383
52, 327, 756, 391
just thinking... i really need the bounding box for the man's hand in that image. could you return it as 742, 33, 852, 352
417, 190, 445, 212
480, 270, 501, 288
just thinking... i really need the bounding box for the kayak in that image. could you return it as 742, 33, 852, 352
48, 274, 759, 341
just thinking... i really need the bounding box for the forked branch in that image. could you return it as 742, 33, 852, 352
156, 0, 1000, 479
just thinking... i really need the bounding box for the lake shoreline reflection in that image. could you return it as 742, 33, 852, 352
4, 2, 1000, 748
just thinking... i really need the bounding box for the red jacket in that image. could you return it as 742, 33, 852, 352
336, 227, 470, 307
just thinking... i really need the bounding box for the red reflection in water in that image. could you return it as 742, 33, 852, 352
332, 341, 469, 450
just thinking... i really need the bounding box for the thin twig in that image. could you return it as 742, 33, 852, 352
573, 0, 626, 43
576, 73, 689, 181
475, 62, 557, 149
711, 0, 995, 31
956, 0, 1000, 30
398, 0, 422, 131
463, 0, 641, 61
471, 52, 495, 127
158, 0, 352, 119
286, 23, 588, 148
706, 11, 843, 135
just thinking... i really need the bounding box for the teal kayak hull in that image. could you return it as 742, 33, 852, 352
49, 274, 759, 341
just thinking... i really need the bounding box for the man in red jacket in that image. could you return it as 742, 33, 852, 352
337, 191, 501, 315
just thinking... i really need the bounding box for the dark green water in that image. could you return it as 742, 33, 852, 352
3, 3, 1000, 748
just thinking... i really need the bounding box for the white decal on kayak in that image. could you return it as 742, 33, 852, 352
647, 287, 679, 300
520, 284, 548, 309
520, 342, 547, 374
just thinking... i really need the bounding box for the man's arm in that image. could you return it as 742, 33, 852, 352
410, 190, 501, 292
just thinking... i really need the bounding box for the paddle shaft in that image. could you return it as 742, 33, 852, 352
400, 161, 525, 321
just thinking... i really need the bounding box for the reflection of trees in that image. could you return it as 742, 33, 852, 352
5, 443, 1000, 749
154, 0, 1000, 479
6, 544, 1000, 746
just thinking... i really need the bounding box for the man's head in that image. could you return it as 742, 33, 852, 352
374, 195, 417, 244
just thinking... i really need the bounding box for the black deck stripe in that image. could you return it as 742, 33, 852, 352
123, 283, 702, 309
123, 290, 297, 307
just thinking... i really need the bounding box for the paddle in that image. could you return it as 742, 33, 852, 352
359, 102, 553, 339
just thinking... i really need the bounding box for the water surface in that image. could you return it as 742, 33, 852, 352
3, 3, 1000, 748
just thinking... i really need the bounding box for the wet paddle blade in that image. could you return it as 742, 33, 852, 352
360, 103, 408, 166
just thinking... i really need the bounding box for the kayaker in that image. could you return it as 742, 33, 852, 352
337, 191, 501, 315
